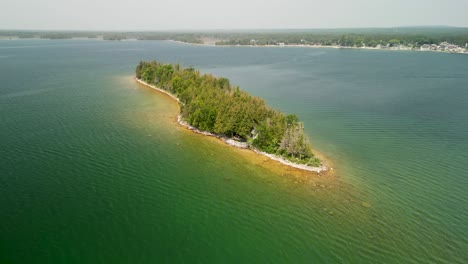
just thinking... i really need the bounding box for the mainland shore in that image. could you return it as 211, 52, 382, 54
170, 40, 468, 55
135, 77, 330, 174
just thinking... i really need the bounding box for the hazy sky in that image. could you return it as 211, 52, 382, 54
2, 0, 468, 30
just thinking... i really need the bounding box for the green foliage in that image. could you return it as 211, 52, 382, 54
388, 39, 400, 46
285, 114, 298, 126
279, 122, 313, 160
136, 61, 317, 163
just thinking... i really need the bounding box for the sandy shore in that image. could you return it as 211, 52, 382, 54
135, 78, 180, 102
135, 77, 329, 173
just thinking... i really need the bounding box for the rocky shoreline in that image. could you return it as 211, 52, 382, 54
136, 77, 328, 173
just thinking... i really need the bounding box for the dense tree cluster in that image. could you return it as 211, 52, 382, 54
136, 61, 319, 165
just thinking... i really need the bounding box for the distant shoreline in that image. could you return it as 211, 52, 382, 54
170, 40, 468, 55
2, 36, 466, 55
135, 77, 329, 174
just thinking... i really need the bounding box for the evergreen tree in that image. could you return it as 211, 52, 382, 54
136, 61, 318, 164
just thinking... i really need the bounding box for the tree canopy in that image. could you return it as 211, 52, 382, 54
136, 61, 320, 166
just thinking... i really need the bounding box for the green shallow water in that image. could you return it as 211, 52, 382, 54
0, 40, 467, 263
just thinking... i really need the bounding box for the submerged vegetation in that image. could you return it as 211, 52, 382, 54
136, 61, 320, 166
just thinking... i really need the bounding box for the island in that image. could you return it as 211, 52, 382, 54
135, 61, 328, 173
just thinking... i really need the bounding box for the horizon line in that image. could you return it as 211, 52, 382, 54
1, 25, 467, 32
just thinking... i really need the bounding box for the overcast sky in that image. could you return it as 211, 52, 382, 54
2, 0, 468, 30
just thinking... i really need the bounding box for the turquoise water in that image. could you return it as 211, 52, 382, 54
0, 40, 467, 263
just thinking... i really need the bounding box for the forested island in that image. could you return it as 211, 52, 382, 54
136, 61, 324, 170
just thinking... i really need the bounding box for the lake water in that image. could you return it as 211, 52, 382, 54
0, 40, 467, 263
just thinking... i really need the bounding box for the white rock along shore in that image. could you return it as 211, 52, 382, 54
136, 77, 328, 173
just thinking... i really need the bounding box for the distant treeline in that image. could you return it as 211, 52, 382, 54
213, 28, 468, 47
0, 31, 100, 39
0, 30, 203, 43
136, 61, 319, 166
2, 28, 468, 47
